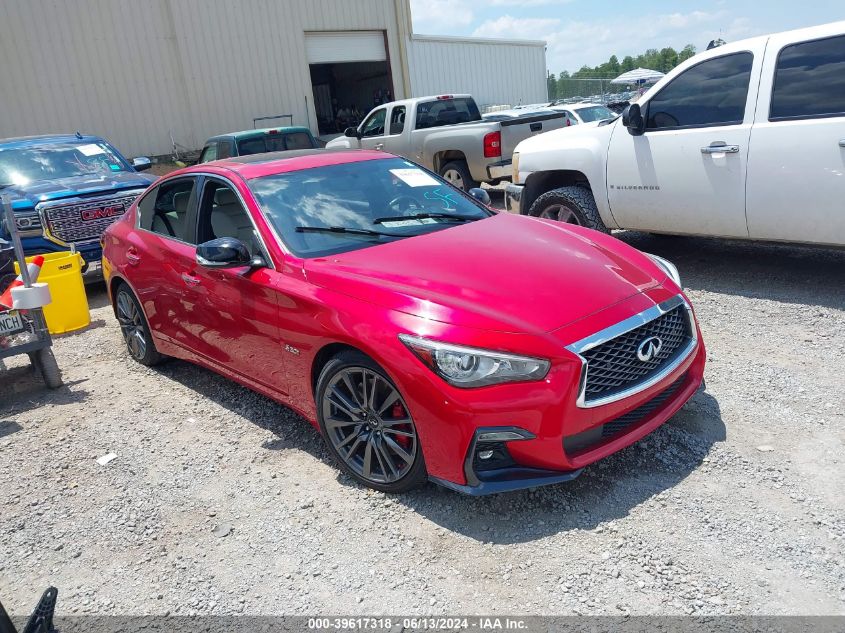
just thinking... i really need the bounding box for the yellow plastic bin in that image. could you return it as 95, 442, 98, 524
15, 251, 90, 334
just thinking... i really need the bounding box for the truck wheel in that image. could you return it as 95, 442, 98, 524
529, 186, 609, 233
32, 347, 63, 389
439, 161, 479, 192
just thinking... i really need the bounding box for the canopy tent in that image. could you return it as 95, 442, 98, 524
610, 68, 665, 85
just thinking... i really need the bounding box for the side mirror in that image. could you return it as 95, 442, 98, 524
467, 187, 491, 206
196, 237, 253, 268
131, 156, 152, 171
344, 127, 361, 139
622, 104, 645, 136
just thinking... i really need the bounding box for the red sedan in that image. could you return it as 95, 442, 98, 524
102, 150, 706, 495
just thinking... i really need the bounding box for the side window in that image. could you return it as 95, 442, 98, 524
137, 178, 195, 242
217, 140, 233, 159
770, 35, 845, 120
197, 180, 259, 256
645, 52, 753, 130
361, 108, 386, 137
389, 106, 406, 135
199, 144, 217, 163
563, 110, 578, 125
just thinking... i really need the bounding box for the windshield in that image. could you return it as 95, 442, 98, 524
237, 131, 316, 155
573, 105, 616, 122
249, 157, 491, 258
0, 141, 129, 186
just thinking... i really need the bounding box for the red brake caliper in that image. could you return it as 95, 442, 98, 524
391, 403, 411, 448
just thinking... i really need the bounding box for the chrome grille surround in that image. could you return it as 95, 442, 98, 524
37, 189, 145, 247
566, 295, 697, 408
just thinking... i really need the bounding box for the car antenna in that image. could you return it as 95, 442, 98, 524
75, 131, 83, 139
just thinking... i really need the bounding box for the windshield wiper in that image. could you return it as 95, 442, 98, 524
295, 225, 406, 238
373, 212, 480, 225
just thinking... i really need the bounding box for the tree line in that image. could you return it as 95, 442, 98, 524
548, 44, 697, 101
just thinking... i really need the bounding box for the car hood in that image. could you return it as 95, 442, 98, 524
4, 171, 155, 208
515, 117, 617, 154
304, 213, 662, 334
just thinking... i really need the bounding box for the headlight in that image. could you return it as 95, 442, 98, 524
646, 253, 682, 288
512, 152, 520, 184
399, 335, 550, 388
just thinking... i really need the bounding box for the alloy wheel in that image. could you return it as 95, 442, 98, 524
442, 169, 465, 191
540, 203, 583, 225
116, 290, 147, 360
322, 367, 418, 484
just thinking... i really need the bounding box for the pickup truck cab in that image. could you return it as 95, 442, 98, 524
327, 94, 565, 190
507, 21, 845, 246
198, 127, 319, 163
0, 134, 155, 272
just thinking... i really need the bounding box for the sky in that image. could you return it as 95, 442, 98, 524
409, 0, 844, 74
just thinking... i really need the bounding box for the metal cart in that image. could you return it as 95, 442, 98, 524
0, 193, 62, 388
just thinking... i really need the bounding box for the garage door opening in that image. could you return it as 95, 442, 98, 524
305, 31, 394, 136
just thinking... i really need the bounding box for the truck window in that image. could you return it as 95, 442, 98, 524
770, 34, 845, 121
284, 132, 316, 150
389, 106, 406, 135
645, 52, 753, 130
361, 109, 387, 137
415, 98, 481, 130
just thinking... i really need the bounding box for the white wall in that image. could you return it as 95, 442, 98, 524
408, 35, 548, 108
0, 0, 410, 157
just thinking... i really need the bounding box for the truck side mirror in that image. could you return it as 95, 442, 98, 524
622, 104, 645, 136
344, 127, 361, 139
131, 157, 152, 171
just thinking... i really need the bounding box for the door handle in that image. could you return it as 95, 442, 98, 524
839, 139, 845, 148
701, 142, 739, 154
181, 272, 201, 286
374, 143, 384, 150
126, 249, 140, 265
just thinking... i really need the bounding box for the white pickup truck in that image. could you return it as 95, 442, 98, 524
507, 21, 845, 247
326, 95, 566, 191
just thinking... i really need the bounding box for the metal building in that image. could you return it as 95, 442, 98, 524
0, 0, 548, 158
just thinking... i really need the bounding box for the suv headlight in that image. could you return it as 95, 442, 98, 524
512, 152, 520, 184
646, 253, 682, 288
399, 335, 550, 388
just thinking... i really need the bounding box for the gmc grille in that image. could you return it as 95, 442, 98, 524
37, 190, 144, 247
580, 304, 692, 405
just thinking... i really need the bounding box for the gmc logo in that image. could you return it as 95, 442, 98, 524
81, 205, 123, 221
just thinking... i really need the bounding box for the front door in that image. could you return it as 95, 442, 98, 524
606, 48, 761, 237
357, 107, 388, 151
745, 30, 845, 245
181, 176, 288, 395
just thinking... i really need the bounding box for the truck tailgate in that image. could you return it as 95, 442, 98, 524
498, 112, 566, 158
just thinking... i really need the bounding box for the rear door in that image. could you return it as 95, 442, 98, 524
745, 28, 845, 244
379, 104, 408, 156
606, 44, 764, 237
130, 177, 199, 347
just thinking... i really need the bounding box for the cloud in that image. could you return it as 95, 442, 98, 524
409, 0, 475, 33
471, 16, 561, 39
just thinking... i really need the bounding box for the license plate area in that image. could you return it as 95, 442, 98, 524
0, 309, 25, 336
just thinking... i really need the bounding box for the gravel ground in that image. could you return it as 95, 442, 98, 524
1, 228, 844, 617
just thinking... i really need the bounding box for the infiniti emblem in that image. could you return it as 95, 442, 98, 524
637, 336, 663, 362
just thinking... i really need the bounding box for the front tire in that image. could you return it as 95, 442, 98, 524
529, 186, 609, 233
439, 160, 479, 192
316, 351, 427, 493
115, 284, 164, 366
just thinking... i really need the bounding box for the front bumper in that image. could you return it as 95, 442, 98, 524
505, 183, 524, 214
389, 287, 706, 495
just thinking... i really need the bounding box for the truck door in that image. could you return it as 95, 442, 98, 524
606, 45, 764, 237
358, 107, 388, 151
745, 28, 845, 244
380, 104, 408, 156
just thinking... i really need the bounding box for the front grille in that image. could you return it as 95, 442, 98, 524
563, 373, 686, 456
581, 305, 692, 404
38, 191, 143, 246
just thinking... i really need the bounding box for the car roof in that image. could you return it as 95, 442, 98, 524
0, 133, 104, 148
182, 149, 394, 180
206, 126, 313, 142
